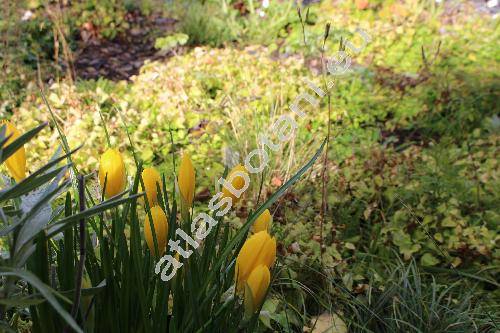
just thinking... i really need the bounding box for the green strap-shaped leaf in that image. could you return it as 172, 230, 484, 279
0, 267, 83, 333
27, 279, 107, 300
0, 122, 47, 164
0, 145, 80, 202
0, 177, 70, 242
14, 171, 70, 256
0, 165, 70, 203
46, 193, 143, 238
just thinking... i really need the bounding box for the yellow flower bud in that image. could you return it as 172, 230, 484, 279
245, 265, 270, 313
141, 167, 161, 207
178, 152, 195, 207
2, 121, 26, 182
98, 148, 126, 198
252, 209, 272, 233
235, 231, 276, 291
221, 164, 249, 204
144, 206, 169, 256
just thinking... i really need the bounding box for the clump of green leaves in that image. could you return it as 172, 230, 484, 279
178, 0, 238, 47
0, 122, 142, 332
74, 0, 130, 39
154, 33, 188, 53
336, 260, 498, 332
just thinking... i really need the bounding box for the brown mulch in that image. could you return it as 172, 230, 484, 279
73, 11, 180, 81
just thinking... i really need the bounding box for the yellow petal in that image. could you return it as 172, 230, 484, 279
252, 209, 272, 233
2, 121, 26, 182
245, 265, 270, 313
235, 231, 276, 291
221, 164, 249, 204
141, 167, 161, 206
178, 153, 195, 207
144, 206, 169, 256
98, 148, 126, 198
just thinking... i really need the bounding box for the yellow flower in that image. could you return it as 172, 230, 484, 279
178, 153, 195, 207
2, 121, 26, 182
141, 167, 161, 207
144, 206, 169, 256
252, 209, 272, 233
245, 265, 270, 313
235, 231, 276, 291
222, 164, 249, 204
98, 148, 126, 198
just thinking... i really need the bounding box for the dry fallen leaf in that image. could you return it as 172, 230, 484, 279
355, 0, 369, 10
308, 312, 347, 333
271, 175, 283, 187
288, 242, 301, 254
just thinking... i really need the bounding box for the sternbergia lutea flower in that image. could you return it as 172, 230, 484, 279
98, 148, 126, 198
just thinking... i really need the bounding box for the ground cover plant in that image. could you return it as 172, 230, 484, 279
1, 0, 499, 332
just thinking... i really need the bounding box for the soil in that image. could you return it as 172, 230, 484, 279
73, 11, 180, 81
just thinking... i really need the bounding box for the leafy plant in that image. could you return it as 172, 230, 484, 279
154, 33, 189, 53
0, 122, 138, 332
74, 0, 130, 40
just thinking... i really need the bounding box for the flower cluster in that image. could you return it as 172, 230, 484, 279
236, 210, 275, 313
98, 147, 196, 259
98, 145, 276, 312
2, 120, 277, 315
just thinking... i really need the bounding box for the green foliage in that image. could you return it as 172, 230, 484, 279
154, 33, 188, 52
234, 0, 297, 46
0, 114, 324, 331
12, 47, 307, 189
72, 0, 165, 39
2, 0, 499, 330
174, 0, 306, 48
17, 15, 57, 67
74, 0, 130, 39
177, 0, 238, 47
263, 259, 498, 332
336, 260, 498, 332
0, 3, 53, 113
11, 20, 499, 279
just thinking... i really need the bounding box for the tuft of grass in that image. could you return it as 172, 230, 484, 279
178, 0, 238, 47
336, 260, 499, 333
